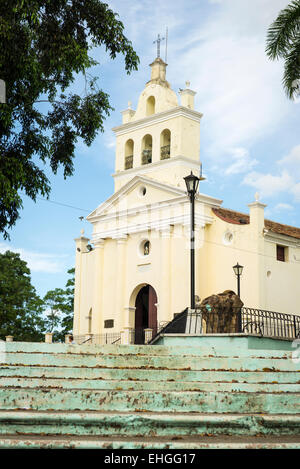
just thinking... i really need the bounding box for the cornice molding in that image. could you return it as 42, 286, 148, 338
112, 106, 203, 136
263, 230, 300, 248
91, 211, 213, 242
112, 155, 201, 180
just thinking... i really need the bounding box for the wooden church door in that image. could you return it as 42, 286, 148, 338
134, 285, 157, 344
148, 285, 157, 335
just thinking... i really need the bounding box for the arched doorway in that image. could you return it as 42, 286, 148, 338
134, 285, 157, 344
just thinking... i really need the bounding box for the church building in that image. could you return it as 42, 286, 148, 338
73, 55, 300, 343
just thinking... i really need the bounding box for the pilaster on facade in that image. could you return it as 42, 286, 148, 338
124, 306, 136, 329
159, 227, 172, 320
73, 233, 91, 335
115, 235, 128, 329
248, 199, 268, 309
92, 239, 105, 335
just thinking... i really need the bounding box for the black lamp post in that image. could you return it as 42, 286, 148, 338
233, 262, 244, 298
184, 171, 203, 309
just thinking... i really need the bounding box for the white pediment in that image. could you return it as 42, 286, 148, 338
87, 175, 222, 242
87, 175, 188, 222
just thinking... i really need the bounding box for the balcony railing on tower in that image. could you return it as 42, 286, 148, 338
125, 154, 133, 170
160, 144, 170, 160
142, 149, 152, 165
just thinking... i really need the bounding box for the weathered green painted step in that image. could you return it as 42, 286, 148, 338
1, 365, 299, 384
1, 338, 294, 358
1, 352, 298, 372
0, 410, 300, 438
0, 434, 299, 449
0, 387, 299, 414
1, 377, 300, 393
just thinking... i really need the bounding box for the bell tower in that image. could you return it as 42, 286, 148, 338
112, 55, 203, 192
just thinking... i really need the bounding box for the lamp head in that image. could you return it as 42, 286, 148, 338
184, 171, 200, 197
233, 262, 244, 277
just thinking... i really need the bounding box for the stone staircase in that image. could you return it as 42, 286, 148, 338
0, 336, 299, 449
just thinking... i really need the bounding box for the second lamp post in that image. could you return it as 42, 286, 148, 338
233, 262, 244, 298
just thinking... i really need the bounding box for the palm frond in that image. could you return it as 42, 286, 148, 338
266, 0, 300, 60
282, 34, 300, 99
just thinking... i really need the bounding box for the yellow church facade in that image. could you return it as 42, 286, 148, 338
73, 57, 300, 342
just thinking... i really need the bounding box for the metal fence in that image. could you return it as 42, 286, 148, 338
73, 333, 121, 345
73, 328, 159, 346
153, 306, 300, 341
73, 308, 300, 346
241, 307, 300, 339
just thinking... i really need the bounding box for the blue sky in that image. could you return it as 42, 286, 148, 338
1, 0, 299, 298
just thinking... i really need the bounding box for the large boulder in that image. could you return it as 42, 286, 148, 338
199, 290, 244, 333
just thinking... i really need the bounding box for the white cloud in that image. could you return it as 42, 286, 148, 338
242, 170, 293, 198
171, 0, 291, 163
0, 244, 66, 274
225, 147, 258, 175
242, 143, 300, 201
181, 25, 288, 159
278, 145, 300, 179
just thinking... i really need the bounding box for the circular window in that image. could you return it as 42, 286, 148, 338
138, 186, 147, 197
223, 231, 234, 246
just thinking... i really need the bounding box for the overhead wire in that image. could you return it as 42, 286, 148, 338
35, 196, 91, 213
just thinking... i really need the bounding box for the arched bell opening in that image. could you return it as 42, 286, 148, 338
141, 134, 152, 165
160, 129, 171, 160
124, 139, 134, 169
146, 95, 155, 116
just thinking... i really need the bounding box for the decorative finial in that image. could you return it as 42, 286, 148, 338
185, 80, 190, 88
153, 33, 165, 58
80, 228, 85, 236
255, 192, 260, 202
128, 101, 132, 109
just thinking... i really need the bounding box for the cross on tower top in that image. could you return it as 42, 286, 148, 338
153, 34, 165, 58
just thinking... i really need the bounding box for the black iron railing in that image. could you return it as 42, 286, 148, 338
125, 155, 133, 170
160, 144, 170, 160
73, 308, 300, 346
150, 307, 300, 342
73, 333, 121, 345
241, 307, 300, 339
141, 149, 152, 165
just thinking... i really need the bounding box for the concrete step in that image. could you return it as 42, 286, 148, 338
0, 410, 300, 439
0, 434, 299, 449
0, 387, 299, 413
0, 338, 299, 449
1, 339, 294, 358
1, 365, 298, 384
1, 377, 300, 393
1, 352, 298, 372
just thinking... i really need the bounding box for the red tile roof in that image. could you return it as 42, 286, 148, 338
212, 207, 300, 240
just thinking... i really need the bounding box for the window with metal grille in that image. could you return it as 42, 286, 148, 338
104, 319, 114, 328
276, 245, 286, 262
